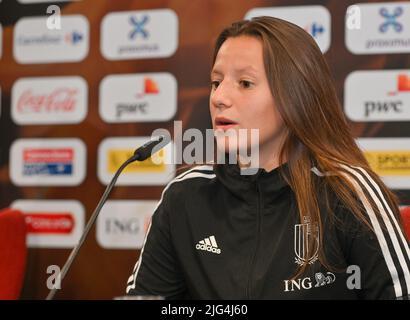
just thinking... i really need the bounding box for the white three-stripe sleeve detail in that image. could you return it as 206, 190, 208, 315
126, 168, 215, 293
340, 165, 408, 298
351, 165, 410, 262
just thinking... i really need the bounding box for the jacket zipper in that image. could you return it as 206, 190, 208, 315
246, 182, 261, 299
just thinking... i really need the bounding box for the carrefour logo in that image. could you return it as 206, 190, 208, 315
346, 2, 410, 54
101, 9, 178, 60
99, 73, 177, 123
344, 70, 410, 121
356, 138, 410, 189
97, 137, 175, 186
245, 5, 331, 53
10, 138, 86, 186
13, 15, 89, 63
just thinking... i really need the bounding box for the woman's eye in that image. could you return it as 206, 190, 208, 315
240, 80, 253, 88
211, 81, 220, 89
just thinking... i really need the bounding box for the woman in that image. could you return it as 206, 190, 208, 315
126, 16, 410, 299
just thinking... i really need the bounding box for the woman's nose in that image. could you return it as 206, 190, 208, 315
211, 81, 233, 109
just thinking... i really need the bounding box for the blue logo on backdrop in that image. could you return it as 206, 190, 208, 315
306, 23, 325, 38
129, 15, 149, 40
379, 7, 403, 33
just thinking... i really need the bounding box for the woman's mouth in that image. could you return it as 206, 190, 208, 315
214, 117, 238, 131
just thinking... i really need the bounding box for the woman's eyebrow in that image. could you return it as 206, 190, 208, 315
210, 69, 223, 77
234, 66, 258, 75
211, 66, 258, 77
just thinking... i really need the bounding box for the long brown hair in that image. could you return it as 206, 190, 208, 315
212, 16, 402, 276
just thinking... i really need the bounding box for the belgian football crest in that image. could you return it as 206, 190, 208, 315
294, 216, 319, 265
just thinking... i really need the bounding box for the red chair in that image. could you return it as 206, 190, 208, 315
401, 206, 410, 242
0, 208, 27, 300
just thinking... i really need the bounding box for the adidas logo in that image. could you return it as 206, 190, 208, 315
195, 235, 221, 254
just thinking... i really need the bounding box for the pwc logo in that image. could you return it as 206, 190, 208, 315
345, 70, 410, 121
245, 5, 331, 53
13, 15, 89, 64
101, 9, 178, 60
398, 74, 410, 92
96, 200, 156, 249
356, 138, 410, 189
346, 2, 410, 54
12, 76, 87, 125
10, 200, 84, 248
10, 138, 86, 186
97, 137, 175, 186
99, 73, 177, 123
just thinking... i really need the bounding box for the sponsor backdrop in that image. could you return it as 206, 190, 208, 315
0, 0, 409, 299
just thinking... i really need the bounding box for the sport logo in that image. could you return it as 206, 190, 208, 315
357, 138, 410, 189
107, 148, 166, 173
97, 137, 175, 186
195, 235, 221, 255
364, 151, 410, 176
23, 148, 73, 176
294, 216, 319, 265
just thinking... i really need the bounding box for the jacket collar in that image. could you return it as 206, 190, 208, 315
214, 161, 291, 204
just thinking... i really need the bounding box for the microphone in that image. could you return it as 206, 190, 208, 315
133, 135, 168, 161
46, 135, 170, 300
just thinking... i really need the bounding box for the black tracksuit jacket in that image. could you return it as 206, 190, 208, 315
126, 163, 410, 299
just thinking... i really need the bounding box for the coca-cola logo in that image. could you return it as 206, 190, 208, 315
17, 88, 78, 113
25, 213, 75, 234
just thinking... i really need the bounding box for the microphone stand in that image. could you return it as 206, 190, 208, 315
46, 153, 141, 300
